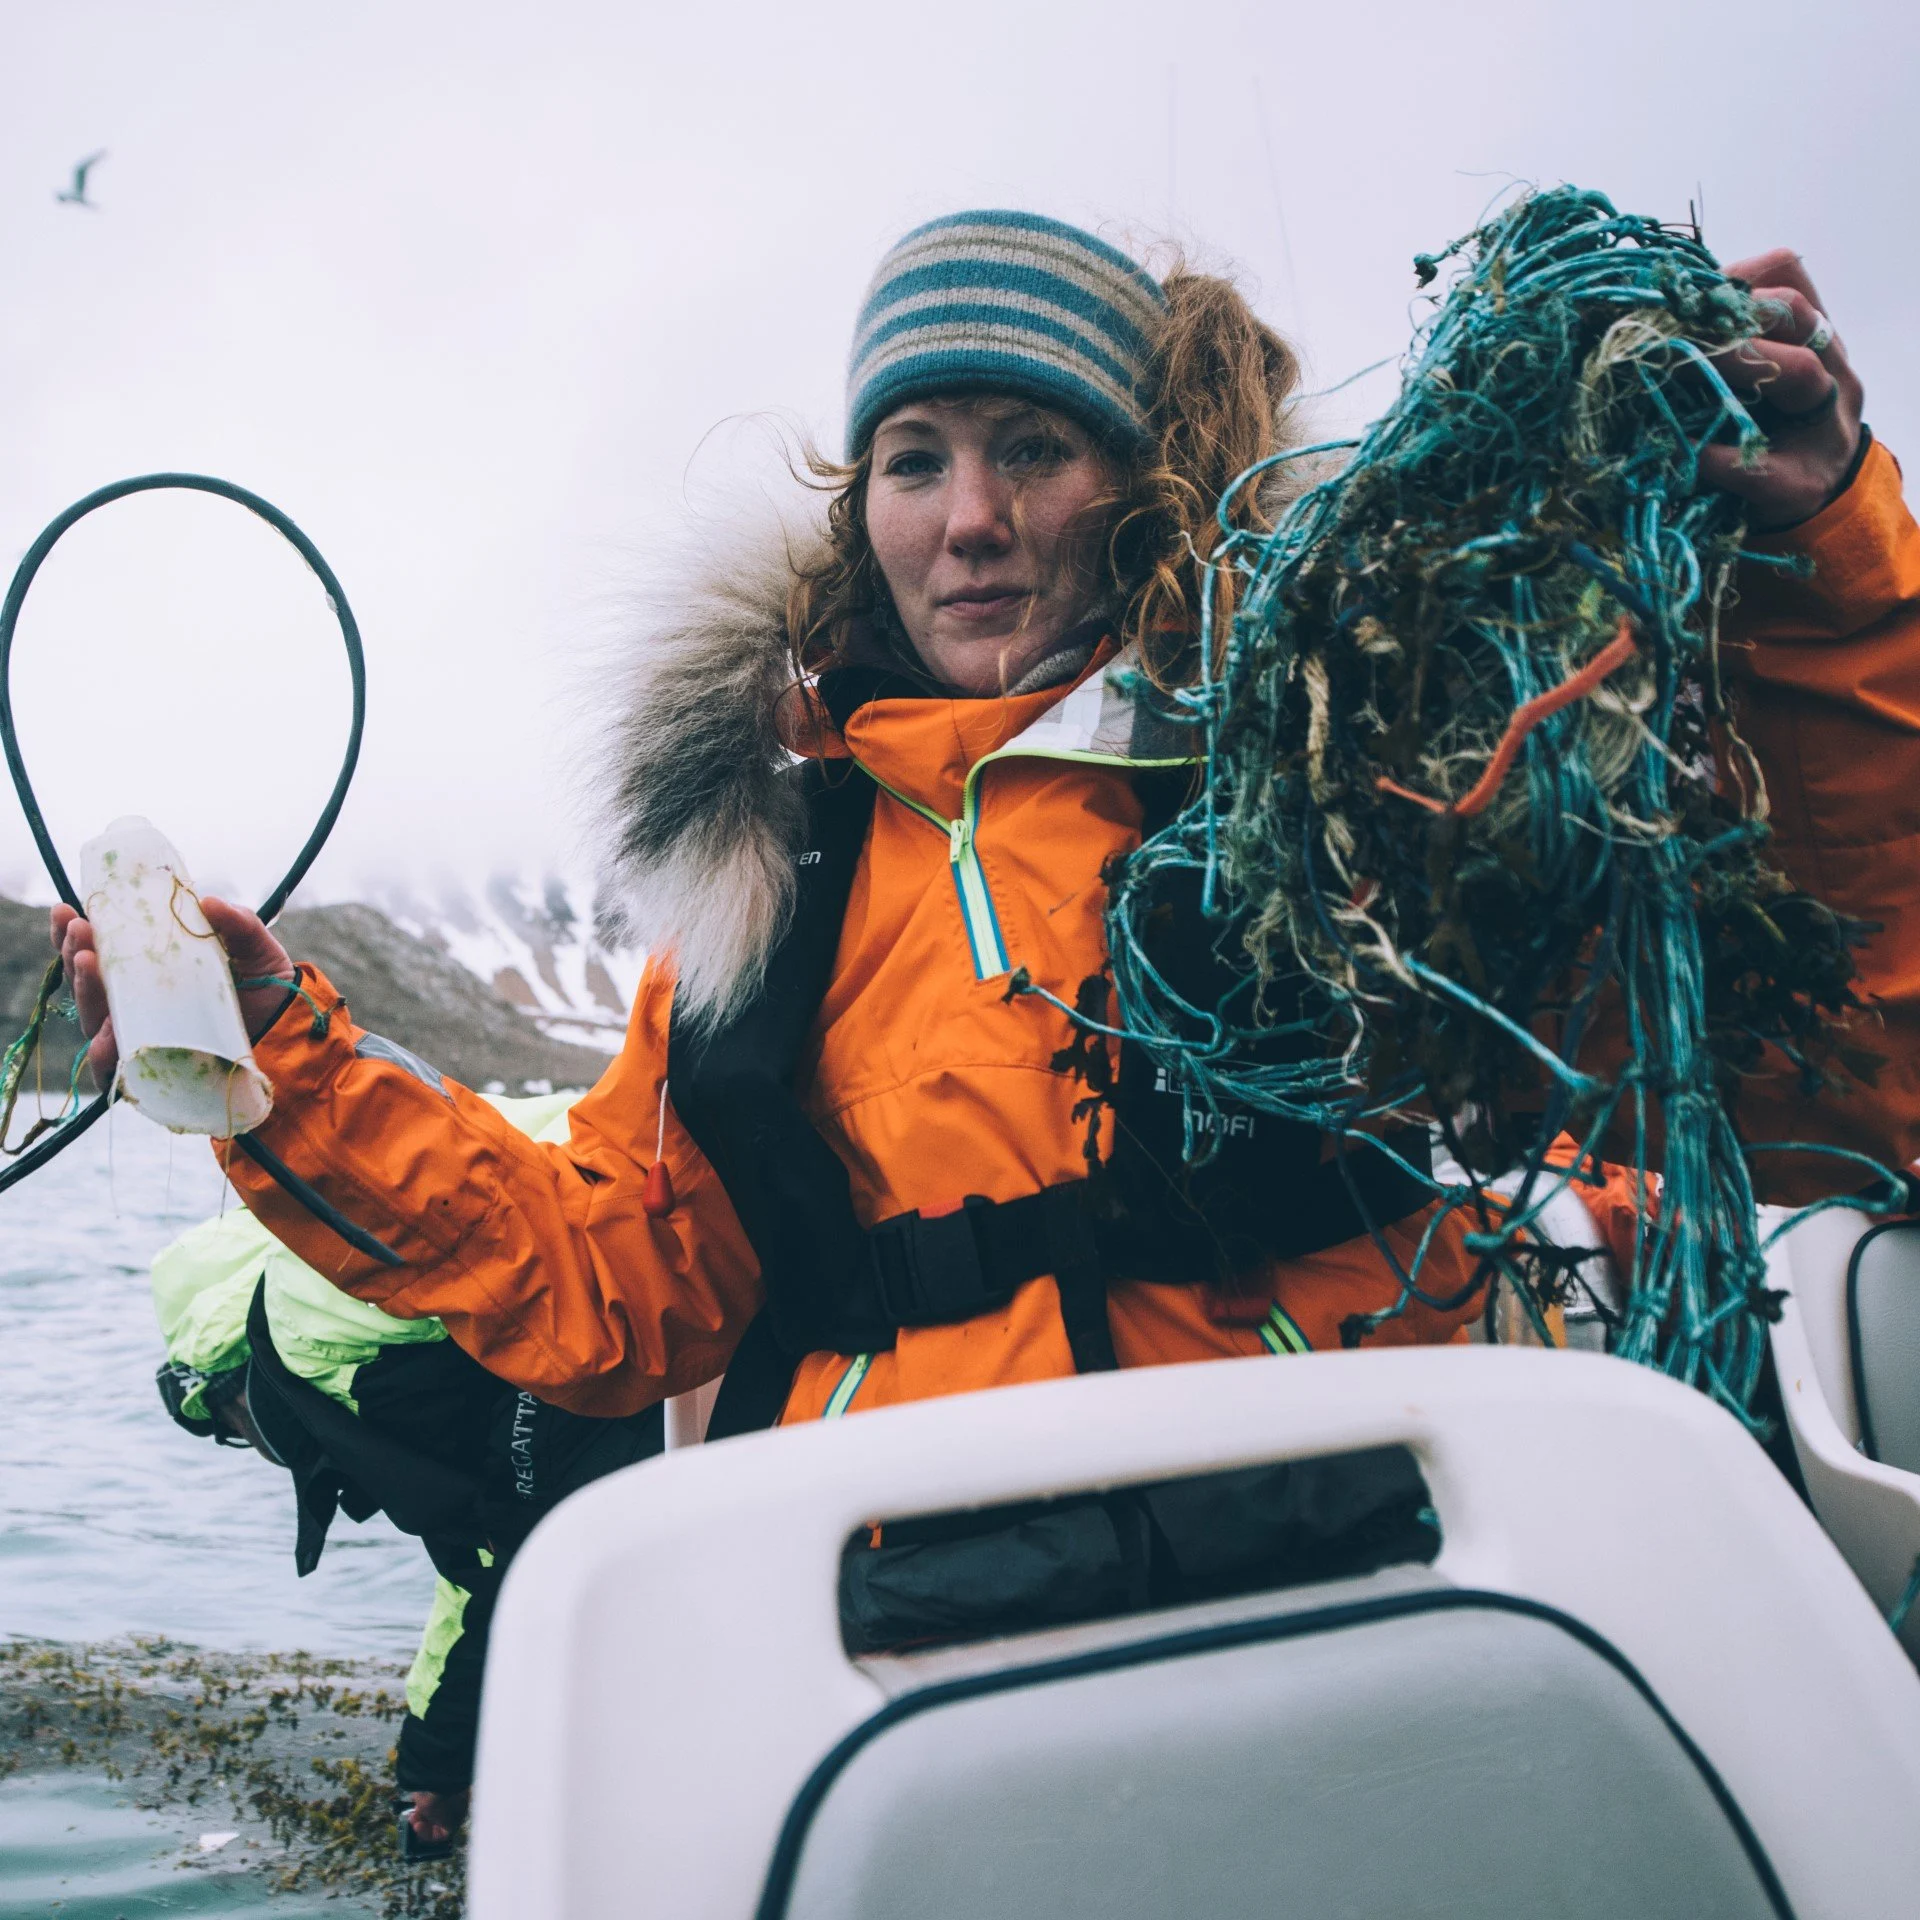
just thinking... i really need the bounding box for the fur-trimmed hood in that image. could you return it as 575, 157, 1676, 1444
589, 502, 822, 1033
586, 486, 1226, 1033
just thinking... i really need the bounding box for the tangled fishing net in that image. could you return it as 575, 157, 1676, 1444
1106, 185, 1889, 1421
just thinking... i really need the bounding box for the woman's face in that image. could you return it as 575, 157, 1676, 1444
865, 397, 1110, 695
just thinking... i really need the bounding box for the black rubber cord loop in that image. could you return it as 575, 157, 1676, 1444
230, 1134, 405, 1269
0, 473, 403, 1266
2, 473, 364, 920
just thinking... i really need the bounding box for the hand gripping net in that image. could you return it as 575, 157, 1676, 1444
1101, 186, 1895, 1422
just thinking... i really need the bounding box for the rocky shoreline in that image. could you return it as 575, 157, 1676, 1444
0, 894, 614, 1103
0, 1638, 462, 1917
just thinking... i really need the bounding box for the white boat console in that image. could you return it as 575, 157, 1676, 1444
470, 1347, 1920, 1918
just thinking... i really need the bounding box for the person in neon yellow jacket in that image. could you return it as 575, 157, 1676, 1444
150, 1090, 663, 1849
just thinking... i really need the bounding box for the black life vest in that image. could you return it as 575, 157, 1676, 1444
669, 747, 1431, 1439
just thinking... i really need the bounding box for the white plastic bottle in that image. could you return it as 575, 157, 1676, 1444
78, 817, 273, 1136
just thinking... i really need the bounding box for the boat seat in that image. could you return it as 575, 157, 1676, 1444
774, 1598, 1780, 1920
1763, 1202, 1920, 1660
469, 1348, 1920, 1919
1848, 1221, 1920, 1475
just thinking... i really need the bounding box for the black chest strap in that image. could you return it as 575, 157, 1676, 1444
675, 760, 1432, 1437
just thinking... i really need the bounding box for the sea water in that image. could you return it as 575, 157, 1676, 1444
1, 1108, 435, 1914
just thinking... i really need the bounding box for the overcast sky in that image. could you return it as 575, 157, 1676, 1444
4, 1, 1915, 907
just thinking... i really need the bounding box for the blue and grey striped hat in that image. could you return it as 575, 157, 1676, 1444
846, 211, 1169, 457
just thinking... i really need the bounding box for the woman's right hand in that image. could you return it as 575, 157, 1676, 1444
50, 897, 297, 1090
406, 1787, 470, 1846
1701, 249, 1866, 531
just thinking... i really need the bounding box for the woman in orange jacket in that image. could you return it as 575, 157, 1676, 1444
53, 212, 1920, 1434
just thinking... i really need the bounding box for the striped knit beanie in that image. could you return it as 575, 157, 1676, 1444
845, 211, 1169, 457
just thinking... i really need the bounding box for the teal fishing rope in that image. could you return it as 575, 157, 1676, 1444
1093, 187, 1899, 1424
0, 961, 84, 1153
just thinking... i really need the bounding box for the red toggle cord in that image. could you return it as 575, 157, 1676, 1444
1376, 618, 1639, 820
643, 1160, 676, 1218
643, 1080, 676, 1217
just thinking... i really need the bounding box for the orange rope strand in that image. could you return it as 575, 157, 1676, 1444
1376, 617, 1639, 819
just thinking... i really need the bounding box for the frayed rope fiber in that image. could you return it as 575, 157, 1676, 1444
1100, 185, 1896, 1421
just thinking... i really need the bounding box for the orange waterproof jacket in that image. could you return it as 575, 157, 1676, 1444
221, 443, 1920, 1420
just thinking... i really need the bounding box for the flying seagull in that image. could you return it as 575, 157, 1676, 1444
55, 151, 106, 209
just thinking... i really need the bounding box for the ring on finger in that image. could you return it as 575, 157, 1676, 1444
1802, 311, 1834, 355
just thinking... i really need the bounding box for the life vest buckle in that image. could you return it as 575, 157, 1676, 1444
870, 1195, 1001, 1324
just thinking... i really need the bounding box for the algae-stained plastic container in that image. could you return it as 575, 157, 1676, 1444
79, 816, 273, 1136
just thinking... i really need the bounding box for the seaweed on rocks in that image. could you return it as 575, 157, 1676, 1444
0, 1638, 463, 1917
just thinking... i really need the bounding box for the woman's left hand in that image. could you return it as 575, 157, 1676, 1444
51, 895, 294, 1090
1700, 248, 1865, 531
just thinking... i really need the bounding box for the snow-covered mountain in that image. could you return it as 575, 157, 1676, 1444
0, 876, 641, 1103
355, 874, 641, 1056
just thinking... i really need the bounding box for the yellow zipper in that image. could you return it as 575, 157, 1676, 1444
858, 743, 1195, 984
824, 1352, 872, 1417
860, 768, 1009, 978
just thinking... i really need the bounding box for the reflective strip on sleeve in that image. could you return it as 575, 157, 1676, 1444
1258, 1303, 1313, 1357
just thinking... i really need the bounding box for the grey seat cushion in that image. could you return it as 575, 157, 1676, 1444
770, 1597, 1785, 1920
